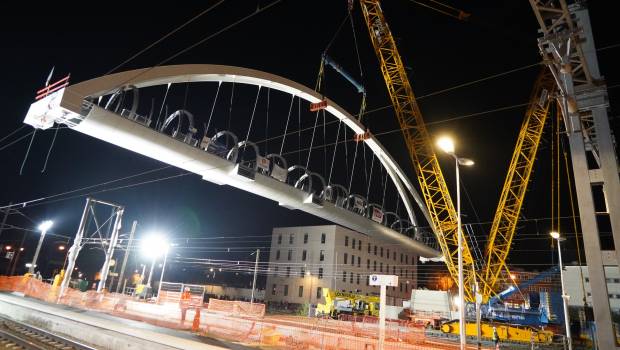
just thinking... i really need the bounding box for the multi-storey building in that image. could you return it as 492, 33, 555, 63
265, 225, 418, 306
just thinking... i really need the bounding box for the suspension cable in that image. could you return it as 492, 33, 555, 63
205, 82, 222, 136
304, 110, 321, 170
279, 95, 295, 156
265, 88, 270, 154
156, 83, 171, 130
327, 120, 343, 184
227, 82, 235, 131
242, 86, 262, 146
365, 153, 376, 200
347, 140, 360, 194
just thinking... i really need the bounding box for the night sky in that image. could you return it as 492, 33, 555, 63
0, 1, 618, 289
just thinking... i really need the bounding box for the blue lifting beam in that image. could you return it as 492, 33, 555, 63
322, 53, 366, 95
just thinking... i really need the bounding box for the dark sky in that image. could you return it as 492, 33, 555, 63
0, 1, 618, 288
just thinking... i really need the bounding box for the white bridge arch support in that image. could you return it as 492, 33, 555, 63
24, 64, 440, 258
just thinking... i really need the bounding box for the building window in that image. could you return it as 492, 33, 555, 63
400, 283, 403, 292
367, 259, 371, 269
343, 271, 346, 282
368, 243, 371, 253
405, 255, 409, 264
272, 284, 276, 295
284, 285, 289, 296
299, 286, 304, 297
286, 267, 290, 277
585, 277, 590, 283
380, 262, 383, 272
393, 266, 396, 274
288, 250, 292, 260
352, 238, 356, 249
319, 268, 323, 279
380, 247, 384, 257
304, 233, 308, 244
289, 234, 294, 244
374, 261, 377, 271
359, 241, 362, 251
387, 249, 390, 259
387, 264, 390, 273
350, 272, 354, 283
276, 250, 281, 260
366, 276, 370, 286
321, 233, 326, 244
393, 251, 396, 260
317, 287, 322, 299
357, 256, 361, 268
275, 266, 279, 275
345, 236, 349, 247
344, 253, 348, 265
302, 250, 307, 261
320, 250, 325, 261
277, 234, 282, 244
400, 253, 403, 263
400, 268, 403, 276
357, 274, 360, 285
300, 267, 305, 277
351, 254, 355, 266
374, 245, 377, 255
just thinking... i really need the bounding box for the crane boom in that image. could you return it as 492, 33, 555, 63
358, 0, 477, 301
482, 68, 556, 298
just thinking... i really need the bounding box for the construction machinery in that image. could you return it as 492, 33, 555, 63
315, 288, 380, 318
357, 0, 558, 343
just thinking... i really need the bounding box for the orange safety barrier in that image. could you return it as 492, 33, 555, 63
207, 298, 265, 318
0, 276, 470, 349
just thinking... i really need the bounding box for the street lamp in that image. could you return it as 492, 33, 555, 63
141, 234, 169, 288
550, 231, 572, 350
30, 220, 53, 274
437, 136, 474, 350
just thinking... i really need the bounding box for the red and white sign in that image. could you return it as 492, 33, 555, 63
371, 208, 384, 223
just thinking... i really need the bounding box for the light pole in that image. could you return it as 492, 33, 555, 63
250, 249, 260, 304
437, 136, 474, 350
30, 220, 53, 274
156, 244, 170, 302
141, 234, 169, 292
551, 231, 572, 350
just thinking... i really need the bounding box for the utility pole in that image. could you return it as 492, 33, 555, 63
0, 203, 11, 242
59, 198, 91, 301
97, 207, 123, 292
250, 249, 260, 304
116, 220, 137, 293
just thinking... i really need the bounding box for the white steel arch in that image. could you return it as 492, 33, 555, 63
25, 64, 439, 257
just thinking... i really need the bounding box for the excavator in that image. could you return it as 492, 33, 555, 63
354, 0, 558, 344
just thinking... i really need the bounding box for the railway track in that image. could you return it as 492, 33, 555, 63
0, 317, 97, 350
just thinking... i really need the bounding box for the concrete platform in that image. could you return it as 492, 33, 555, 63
0, 292, 252, 350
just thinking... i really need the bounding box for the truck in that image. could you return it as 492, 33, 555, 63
315, 288, 380, 318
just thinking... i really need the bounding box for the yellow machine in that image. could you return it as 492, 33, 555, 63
315, 288, 380, 318
440, 321, 554, 344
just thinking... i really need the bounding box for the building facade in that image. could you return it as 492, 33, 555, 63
564, 252, 620, 312
265, 225, 418, 306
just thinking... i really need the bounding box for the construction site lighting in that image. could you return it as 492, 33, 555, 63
58, 245, 66, 251
141, 234, 169, 258
550, 231, 560, 239
38, 220, 53, 233
436, 136, 455, 154
458, 158, 475, 166
4, 245, 12, 251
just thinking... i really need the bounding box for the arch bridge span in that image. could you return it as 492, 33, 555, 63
24, 64, 440, 258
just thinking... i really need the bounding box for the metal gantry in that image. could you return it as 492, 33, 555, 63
530, 1, 620, 348
359, 0, 478, 301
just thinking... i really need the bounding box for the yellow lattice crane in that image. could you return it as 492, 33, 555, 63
482, 69, 556, 298
358, 0, 478, 302
358, 0, 556, 306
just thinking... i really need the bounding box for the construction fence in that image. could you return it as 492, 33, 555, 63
0, 276, 466, 349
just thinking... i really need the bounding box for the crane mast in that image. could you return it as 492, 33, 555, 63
482, 68, 556, 298
358, 0, 477, 301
